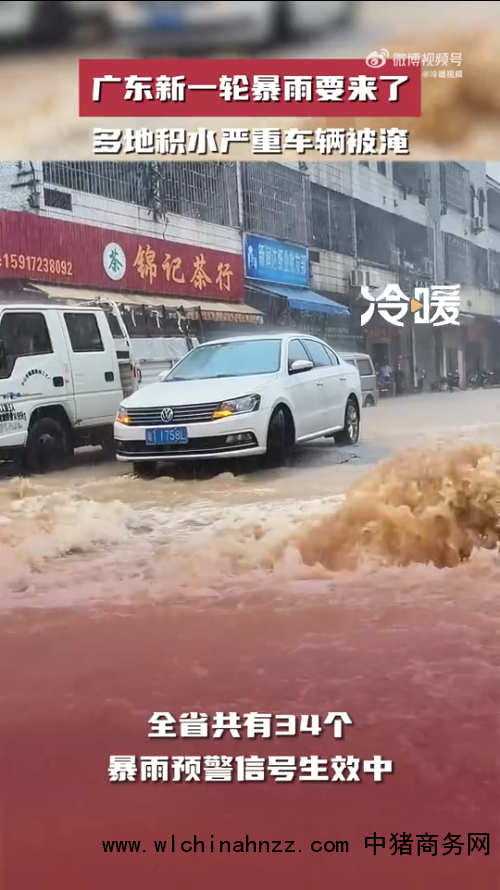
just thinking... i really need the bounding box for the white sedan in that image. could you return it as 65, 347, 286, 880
114, 333, 362, 476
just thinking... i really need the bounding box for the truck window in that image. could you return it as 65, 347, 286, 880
64, 313, 104, 353
357, 359, 374, 376
0, 312, 53, 379
105, 312, 123, 339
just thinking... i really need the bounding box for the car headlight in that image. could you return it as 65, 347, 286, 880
116, 406, 130, 425
213, 394, 261, 419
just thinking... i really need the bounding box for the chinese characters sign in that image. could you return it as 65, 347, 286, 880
108, 710, 394, 785
93, 126, 410, 157
360, 284, 461, 327
244, 234, 309, 288
80, 59, 421, 118
0, 210, 244, 301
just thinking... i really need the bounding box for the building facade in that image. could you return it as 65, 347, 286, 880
0, 159, 499, 387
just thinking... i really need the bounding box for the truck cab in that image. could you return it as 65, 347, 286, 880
0, 303, 126, 472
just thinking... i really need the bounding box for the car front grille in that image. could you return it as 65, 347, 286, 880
126, 402, 221, 426
116, 434, 257, 458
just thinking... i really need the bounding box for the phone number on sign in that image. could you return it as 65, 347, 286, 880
0, 253, 73, 276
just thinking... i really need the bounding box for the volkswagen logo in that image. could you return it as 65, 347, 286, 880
160, 407, 174, 423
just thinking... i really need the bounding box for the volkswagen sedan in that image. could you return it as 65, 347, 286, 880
114, 334, 362, 476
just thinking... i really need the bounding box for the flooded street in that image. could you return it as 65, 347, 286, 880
1, 390, 499, 888
1, 389, 500, 609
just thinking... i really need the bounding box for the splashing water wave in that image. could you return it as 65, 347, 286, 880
295, 444, 500, 570
2, 444, 500, 611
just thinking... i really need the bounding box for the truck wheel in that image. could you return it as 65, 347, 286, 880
133, 462, 157, 478
272, 4, 291, 42
334, 398, 360, 446
25, 417, 72, 474
101, 431, 116, 460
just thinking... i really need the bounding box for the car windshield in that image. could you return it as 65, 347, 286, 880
165, 340, 282, 381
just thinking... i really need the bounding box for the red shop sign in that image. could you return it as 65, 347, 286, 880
0, 210, 244, 302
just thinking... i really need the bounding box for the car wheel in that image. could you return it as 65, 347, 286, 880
265, 407, 293, 467
334, 398, 360, 446
364, 394, 375, 408
271, 2, 291, 42
32, 1, 73, 44
24, 416, 73, 474
133, 462, 158, 478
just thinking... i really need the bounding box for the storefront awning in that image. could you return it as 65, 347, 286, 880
252, 283, 349, 316
33, 284, 264, 325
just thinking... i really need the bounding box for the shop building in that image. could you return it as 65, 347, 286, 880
1, 159, 500, 388
0, 204, 263, 357
438, 161, 500, 380
243, 232, 363, 350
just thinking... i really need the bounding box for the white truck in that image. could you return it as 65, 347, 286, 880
0, 1, 109, 44
0, 299, 193, 473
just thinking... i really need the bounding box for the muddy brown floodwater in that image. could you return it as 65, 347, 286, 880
0, 391, 499, 889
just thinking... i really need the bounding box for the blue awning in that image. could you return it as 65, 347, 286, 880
254, 283, 350, 316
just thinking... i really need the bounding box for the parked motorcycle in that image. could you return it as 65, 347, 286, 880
432, 371, 460, 392
446, 370, 460, 391
416, 369, 426, 392
467, 369, 498, 388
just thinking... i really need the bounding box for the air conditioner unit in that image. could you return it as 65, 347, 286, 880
473, 215, 485, 233
366, 270, 380, 288
349, 269, 369, 288
418, 177, 432, 197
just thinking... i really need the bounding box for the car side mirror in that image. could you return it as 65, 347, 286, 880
158, 370, 170, 382
289, 359, 314, 374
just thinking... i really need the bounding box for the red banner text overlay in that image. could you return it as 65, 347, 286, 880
79, 59, 421, 119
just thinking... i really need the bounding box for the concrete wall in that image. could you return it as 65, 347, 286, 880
310, 251, 355, 296
2, 159, 500, 321
0, 161, 242, 257
0, 161, 38, 212
351, 162, 431, 226
440, 162, 500, 316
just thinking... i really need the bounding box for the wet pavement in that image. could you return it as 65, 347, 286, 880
1, 389, 500, 608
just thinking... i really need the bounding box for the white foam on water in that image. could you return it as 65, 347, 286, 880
0, 472, 347, 610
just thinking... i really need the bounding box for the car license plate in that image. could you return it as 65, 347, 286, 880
146, 427, 188, 445
150, 11, 186, 29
